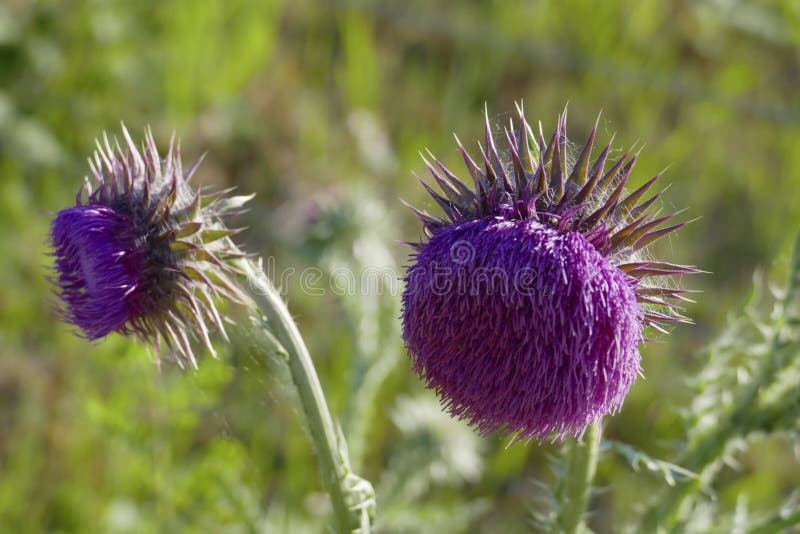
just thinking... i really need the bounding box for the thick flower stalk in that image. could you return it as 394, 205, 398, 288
402, 106, 697, 441
50, 126, 251, 366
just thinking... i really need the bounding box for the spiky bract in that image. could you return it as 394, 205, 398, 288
50, 126, 252, 366
402, 106, 698, 441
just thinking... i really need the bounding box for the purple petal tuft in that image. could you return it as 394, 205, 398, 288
51, 204, 147, 339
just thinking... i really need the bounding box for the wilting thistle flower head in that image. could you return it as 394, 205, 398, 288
49, 126, 252, 366
401, 106, 698, 441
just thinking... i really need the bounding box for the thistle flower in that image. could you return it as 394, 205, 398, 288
49, 126, 252, 366
401, 106, 698, 441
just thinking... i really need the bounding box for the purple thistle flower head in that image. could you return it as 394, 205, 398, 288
402, 105, 698, 441
50, 126, 252, 366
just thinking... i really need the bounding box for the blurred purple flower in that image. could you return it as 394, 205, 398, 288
402, 106, 698, 441
50, 126, 251, 366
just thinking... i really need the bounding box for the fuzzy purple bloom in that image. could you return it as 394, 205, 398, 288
50, 126, 251, 366
405, 217, 642, 439
402, 106, 697, 441
52, 205, 154, 339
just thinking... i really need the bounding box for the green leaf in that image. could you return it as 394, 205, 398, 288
603, 440, 697, 486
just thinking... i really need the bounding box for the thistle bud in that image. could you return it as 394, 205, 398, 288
50, 126, 251, 367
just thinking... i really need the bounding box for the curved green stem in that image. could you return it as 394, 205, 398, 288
557, 421, 602, 534
241, 259, 373, 533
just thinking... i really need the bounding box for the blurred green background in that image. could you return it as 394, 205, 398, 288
2, 1, 800, 532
